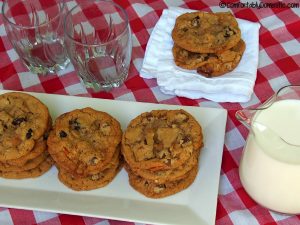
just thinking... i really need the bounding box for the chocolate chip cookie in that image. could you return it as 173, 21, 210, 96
126, 163, 198, 198
5, 118, 51, 167
197, 39, 246, 77
58, 156, 123, 191
122, 109, 203, 171
0, 151, 49, 172
172, 39, 245, 74
172, 44, 217, 70
0, 92, 50, 161
130, 150, 200, 184
47, 107, 122, 176
0, 156, 54, 179
172, 12, 241, 53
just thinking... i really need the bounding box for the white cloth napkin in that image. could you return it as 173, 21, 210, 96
140, 7, 261, 103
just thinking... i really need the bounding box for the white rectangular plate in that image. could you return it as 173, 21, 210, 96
0, 90, 227, 225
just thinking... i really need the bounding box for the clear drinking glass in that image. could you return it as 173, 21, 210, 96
64, 0, 132, 91
2, 0, 70, 75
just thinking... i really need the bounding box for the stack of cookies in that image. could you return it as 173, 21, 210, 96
0, 92, 54, 179
47, 107, 123, 191
122, 109, 203, 198
171, 11, 245, 77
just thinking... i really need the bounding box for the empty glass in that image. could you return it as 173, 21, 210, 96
64, 0, 132, 91
2, 0, 70, 75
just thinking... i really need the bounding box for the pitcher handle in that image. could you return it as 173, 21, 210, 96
235, 109, 255, 129
235, 90, 279, 129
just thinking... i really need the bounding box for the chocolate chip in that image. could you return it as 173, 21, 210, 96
224, 26, 236, 38
158, 114, 165, 119
161, 153, 166, 159
158, 184, 166, 189
192, 16, 200, 27
26, 128, 33, 139
146, 114, 154, 121
59, 130, 67, 138
69, 119, 80, 130
43, 131, 49, 140
183, 117, 189, 123
3, 124, 7, 129
12, 117, 26, 126
203, 55, 210, 61
182, 136, 191, 144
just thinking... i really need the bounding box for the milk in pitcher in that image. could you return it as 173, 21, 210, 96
239, 99, 300, 214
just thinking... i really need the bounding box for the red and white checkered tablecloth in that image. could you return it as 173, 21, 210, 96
0, 0, 300, 224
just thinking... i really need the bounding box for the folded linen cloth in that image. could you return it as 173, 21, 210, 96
140, 7, 261, 103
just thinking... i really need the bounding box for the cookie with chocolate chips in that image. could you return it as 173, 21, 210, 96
5, 118, 52, 167
58, 151, 123, 191
172, 44, 218, 70
126, 163, 199, 198
171, 12, 241, 53
47, 107, 122, 176
0, 156, 54, 179
121, 109, 203, 171
0, 92, 50, 161
196, 39, 246, 77
130, 149, 200, 184
173, 39, 246, 77
0, 151, 49, 172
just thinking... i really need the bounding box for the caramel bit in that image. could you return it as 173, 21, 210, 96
91, 173, 103, 181
185, 145, 194, 155
163, 158, 172, 166
173, 113, 188, 123
157, 127, 179, 148
156, 149, 171, 159
153, 184, 166, 193
133, 144, 154, 162
91, 174, 99, 181
145, 130, 154, 146
171, 124, 177, 128
125, 127, 143, 144
100, 123, 111, 135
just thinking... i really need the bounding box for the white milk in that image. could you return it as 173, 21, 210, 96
239, 99, 300, 214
